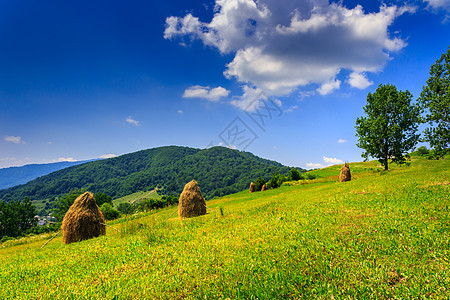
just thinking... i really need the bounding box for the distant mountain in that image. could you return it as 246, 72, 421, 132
0, 160, 93, 190
0, 146, 300, 203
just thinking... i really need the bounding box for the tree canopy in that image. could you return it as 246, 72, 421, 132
419, 46, 450, 157
355, 84, 421, 170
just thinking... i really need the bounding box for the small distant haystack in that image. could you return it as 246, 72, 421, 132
249, 182, 256, 193
339, 162, 351, 182
61, 192, 105, 244
178, 180, 206, 218
261, 183, 266, 191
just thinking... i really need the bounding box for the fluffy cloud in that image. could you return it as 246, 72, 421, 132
99, 154, 117, 159
177, 110, 184, 114
347, 72, 373, 89
306, 162, 325, 169
337, 139, 348, 144
165, 0, 414, 97
126, 116, 140, 126
323, 156, 344, 164
230, 85, 267, 111
317, 79, 341, 95
183, 86, 230, 101
4, 136, 25, 144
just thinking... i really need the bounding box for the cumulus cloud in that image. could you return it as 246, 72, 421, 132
347, 72, 373, 89
337, 139, 348, 144
99, 154, 117, 159
230, 85, 267, 111
323, 156, 344, 164
126, 116, 140, 126
317, 79, 341, 95
4, 136, 25, 144
183, 85, 230, 101
165, 0, 414, 98
306, 162, 325, 168
177, 110, 184, 114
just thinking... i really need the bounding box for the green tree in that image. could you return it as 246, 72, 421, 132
416, 146, 429, 156
254, 177, 266, 191
355, 84, 421, 170
99, 203, 120, 220
419, 46, 450, 157
289, 168, 302, 181
16, 197, 37, 233
93, 192, 113, 207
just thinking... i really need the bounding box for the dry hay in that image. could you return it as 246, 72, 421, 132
61, 191, 106, 244
178, 180, 206, 218
339, 162, 351, 182
261, 183, 266, 191
249, 182, 256, 193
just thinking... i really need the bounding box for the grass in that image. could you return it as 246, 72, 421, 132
112, 188, 161, 206
0, 156, 449, 299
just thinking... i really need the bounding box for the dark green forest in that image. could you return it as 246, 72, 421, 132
0, 146, 297, 204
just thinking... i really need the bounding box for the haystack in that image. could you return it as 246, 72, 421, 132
339, 162, 351, 182
261, 183, 266, 191
61, 192, 106, 244
249, 182, 256, 193
178, 180, 206, 218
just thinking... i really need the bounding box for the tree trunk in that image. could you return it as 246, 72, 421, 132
384, 141, 389, 171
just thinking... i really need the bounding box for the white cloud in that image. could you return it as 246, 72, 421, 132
165, 0, 414, 98
337, 139, 348, 144
177, 110, 184, 114
323, 156, 343, 164
317, 79, 341, 95
4, 136, 25, 144
126, 116, 140, 126
230, 85, 268, 111
423, 0, 450, 12
55, 157, 77, 162
99, 154, 117, 159
347, 72, 373, 89
306, 162, 325, 169
183, 85, 230, 101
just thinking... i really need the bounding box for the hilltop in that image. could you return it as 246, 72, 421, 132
0, 155, 448, 298
0, 160, 93, 190
0, 146, 295, 204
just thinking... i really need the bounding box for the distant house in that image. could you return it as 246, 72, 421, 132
37, 219, 47, 226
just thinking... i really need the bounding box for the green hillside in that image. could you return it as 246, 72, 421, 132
0, 146, 294, 204
0, 155, 448, 299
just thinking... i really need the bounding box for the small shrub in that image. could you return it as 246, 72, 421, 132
289, 168, 302, 181
100, 203, 121, 221
416, 146, 429, 156
254, 177, 266, 191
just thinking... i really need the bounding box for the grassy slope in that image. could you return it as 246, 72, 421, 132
0, 156, 448, 299
112, 189, 162, 206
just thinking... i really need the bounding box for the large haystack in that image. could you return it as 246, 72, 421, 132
261, 183, 266, 191
61, 192, 106, 244
178, 180, 206, 218
339, 162, 351, 182
249, 182, 256, 193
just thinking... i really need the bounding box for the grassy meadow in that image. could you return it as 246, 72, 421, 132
0, 156, 449, 299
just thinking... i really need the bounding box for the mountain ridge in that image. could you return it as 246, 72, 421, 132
0, 146, 299, 203
0, 160, 94, 190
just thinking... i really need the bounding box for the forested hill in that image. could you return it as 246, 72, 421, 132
0, 160, 93, 190
0, 146, 297, 203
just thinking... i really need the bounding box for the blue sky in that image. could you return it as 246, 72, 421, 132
1, 0, 449, 169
